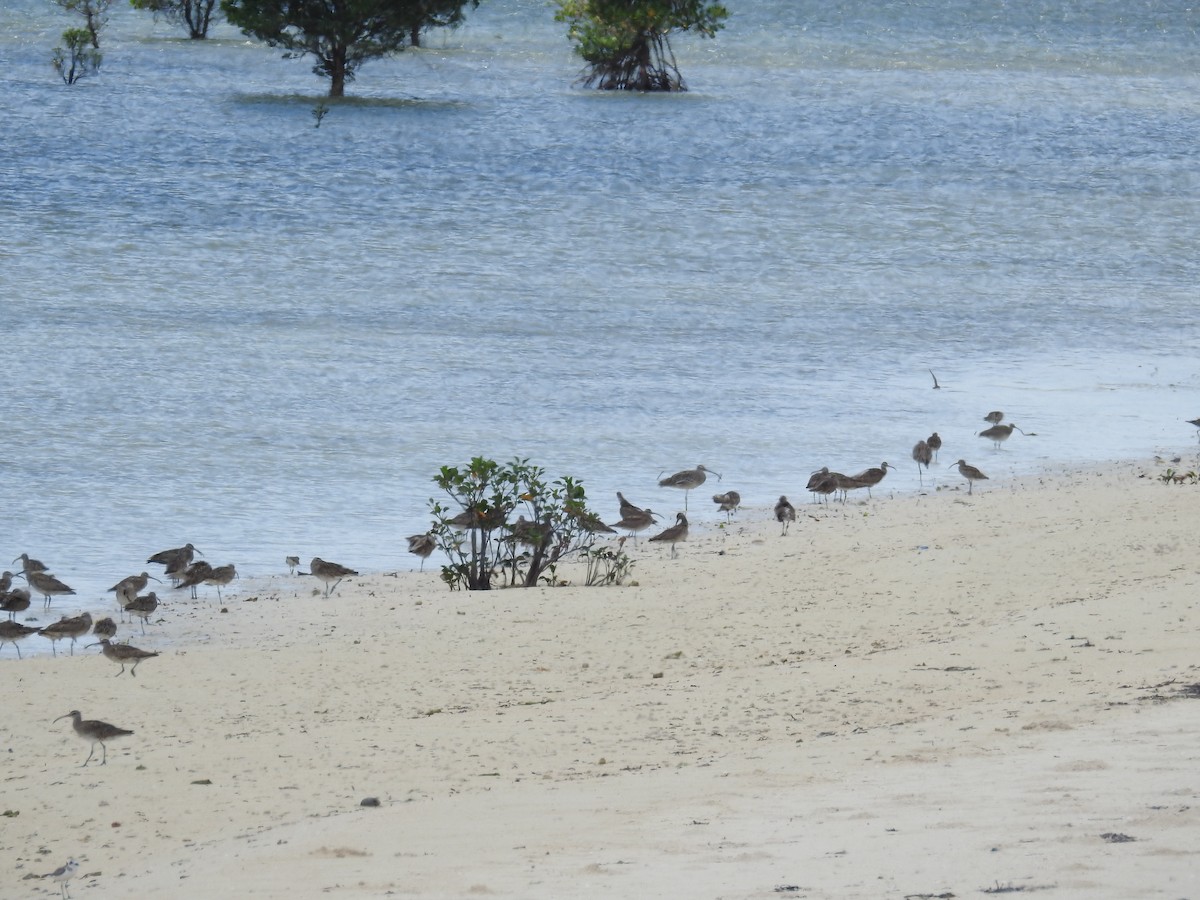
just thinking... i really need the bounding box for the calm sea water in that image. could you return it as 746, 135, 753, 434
2, 1, 1199, 627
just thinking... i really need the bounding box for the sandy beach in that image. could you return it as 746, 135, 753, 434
5, 460, 1200, 899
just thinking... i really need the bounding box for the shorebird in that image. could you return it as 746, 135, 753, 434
405, 534, 436, 571
616, 491, 647, 520
92, 616, 117, 640
107, 571, 161, 598
447, 505, 506, 530
175, 561, 215, 599
148, 543, 201, 584
658, 465, 720, 511
712, 490, 741, 521
286, 555, 300, 575
204, 563, 237, 600
649, 512, 689, 558
42, 858, 78, 899
612, 507, 659, 545
951, 459, 989, 495
1188, 417, 1200, 442
569, 509, 618, 538
39, 612, 92, 656
1, 587, 31, 621
983, 410, 1004, 424
845, 462, 894, 499
926, 432, 942, 461
912, 440, 932, 485
506, 516, 553, 549
310, 557, 358, 597
774, 496, 796, 535
0, 620, 39, 658
123, 591, 159, 634
0, 570, 11, 593
12, 552, 48, 576
90, 638, 159, 677
978, 422, 1026, 449
25, 570, 76, 609
806, 467, 837, 504
54, 710, 133, 766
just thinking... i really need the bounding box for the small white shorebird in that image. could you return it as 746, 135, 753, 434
43, 858, 79, 899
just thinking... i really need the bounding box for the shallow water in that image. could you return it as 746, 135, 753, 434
1, 0, 1199, 635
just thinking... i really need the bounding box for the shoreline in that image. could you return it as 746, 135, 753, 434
5, 457, 1200, 897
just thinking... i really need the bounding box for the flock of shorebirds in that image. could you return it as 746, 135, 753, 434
397, 410, 1022, 564
12, 409, 1193, 783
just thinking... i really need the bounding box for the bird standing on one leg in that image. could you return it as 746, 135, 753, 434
658, 465, 720, 511
912, 440, 932, 485
951, 459, 989, 495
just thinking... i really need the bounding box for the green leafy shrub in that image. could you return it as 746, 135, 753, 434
427, 456, 630, 591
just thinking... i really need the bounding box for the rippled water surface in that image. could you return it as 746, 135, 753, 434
2, 1, 1199, 619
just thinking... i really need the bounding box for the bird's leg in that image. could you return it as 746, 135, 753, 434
82, 743, 96, 767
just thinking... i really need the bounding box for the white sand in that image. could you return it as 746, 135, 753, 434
5, 461, 1200, 898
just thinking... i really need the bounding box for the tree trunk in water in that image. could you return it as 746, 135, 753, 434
329, 46, 347, 97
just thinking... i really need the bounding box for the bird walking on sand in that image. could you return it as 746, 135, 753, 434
39, 612, 93, 656
649, 512, 689, 558
983, 410, 1004, 424
43, 857, 78, 899
712, 490, 741, 521
123, 592, 159, 634
658, 465, 720, 511
54, 710, 133, 766
25, 570, 76, 610
926, 432, 942, 461
406, 533, 436, 571
1186, 418, 1200, 442
951, 459, 989, 495
978, 422, 1027, 449
912, 440, 932, 485
0, 620, 39, 658
309, 557, 358, 597
286, 555, 300, 575
90, 638, 159, 677
774, 496, 796, 535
